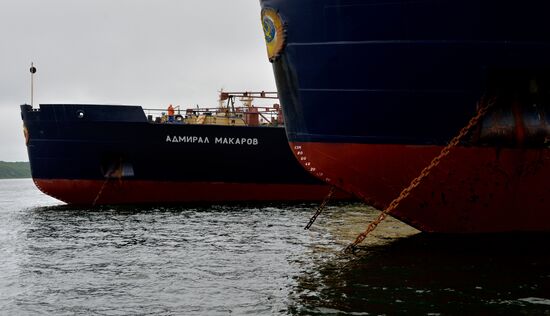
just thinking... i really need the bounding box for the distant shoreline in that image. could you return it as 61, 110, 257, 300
0, 161, 31, 179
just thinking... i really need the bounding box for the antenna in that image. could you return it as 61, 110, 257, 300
30, 62, 37, 107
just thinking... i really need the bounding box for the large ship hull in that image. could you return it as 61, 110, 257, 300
21, 104, 345, 205
260, 0, 550, 232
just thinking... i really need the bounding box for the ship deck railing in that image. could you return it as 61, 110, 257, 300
142, 106, 284, 127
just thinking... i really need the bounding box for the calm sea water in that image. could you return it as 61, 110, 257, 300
1, 179, 549, 315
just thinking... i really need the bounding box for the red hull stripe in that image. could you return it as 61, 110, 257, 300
33, 179, 350, 205
290, 142, 550, 233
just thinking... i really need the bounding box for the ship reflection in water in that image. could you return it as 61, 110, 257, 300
1, 180, 549, 314
291, 214, 550, 315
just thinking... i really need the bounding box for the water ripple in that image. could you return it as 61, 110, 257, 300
1, 180, 550, 315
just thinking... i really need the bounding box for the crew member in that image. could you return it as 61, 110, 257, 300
168, 104, 175, 122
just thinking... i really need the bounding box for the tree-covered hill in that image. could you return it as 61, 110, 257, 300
0, 161, 31, 179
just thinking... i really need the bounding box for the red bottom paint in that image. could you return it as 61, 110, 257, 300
33, 179, 349, 205
291, 142, 550, 233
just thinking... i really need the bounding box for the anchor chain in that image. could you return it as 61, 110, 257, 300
92, 178, 109, 206
344, 98, 495, 254
92, 159, 126, 206
305, 186, 336, 230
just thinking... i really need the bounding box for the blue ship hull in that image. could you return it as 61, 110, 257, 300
262, 0, 550, 144
260, 0, 550, 232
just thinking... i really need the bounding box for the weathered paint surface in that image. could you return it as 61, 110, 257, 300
291, 141, 550, 233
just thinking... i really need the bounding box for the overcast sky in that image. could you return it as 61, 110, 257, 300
0, 0, 276, 161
